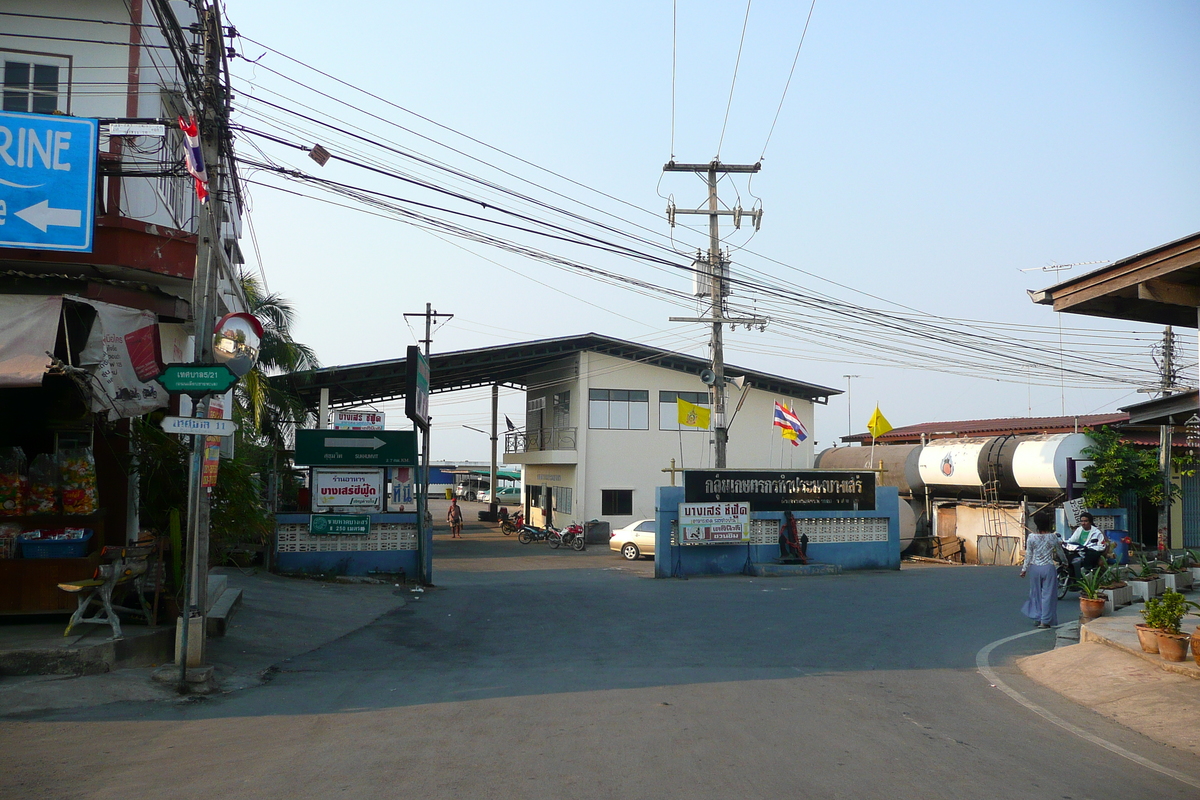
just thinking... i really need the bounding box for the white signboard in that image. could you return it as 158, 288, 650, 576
1063, 498, 1087, 528
312, 468, 385, 513
679, 501, 750, 544
159, 416, 237, 437
331, 410, 385, 430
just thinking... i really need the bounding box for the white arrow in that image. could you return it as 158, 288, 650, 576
326, 437, 385, 449
15, 199, 82, 232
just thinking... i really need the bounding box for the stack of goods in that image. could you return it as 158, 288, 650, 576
0, 448, 26, 517
0, 523, 19, 558
59, 448, 98, 516
24, 454, 59, 515
16, 527, 93, 558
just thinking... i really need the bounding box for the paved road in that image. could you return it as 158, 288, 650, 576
3, 525, 1198, 799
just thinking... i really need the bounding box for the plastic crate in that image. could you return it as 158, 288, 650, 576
17, 529, 93, 559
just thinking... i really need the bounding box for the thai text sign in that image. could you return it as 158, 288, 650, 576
332, 410, 384, 430
312, 468, 384, 513
684, 470, 875, 512
309, 514, 372, 535
679, 502, 749, 544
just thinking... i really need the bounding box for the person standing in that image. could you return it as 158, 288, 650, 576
1021, 509, 1067, 628
447, 497, 464, 538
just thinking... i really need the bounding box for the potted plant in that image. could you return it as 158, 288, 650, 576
1138, 596, 1165, 653
1075, 567, 1108, 623
1162, 555, 1194, 592
1100, 563, 1132, 613
1186, 550, 1200, 583
1151, 590, 1193, 662
1128, 555, 1166, 602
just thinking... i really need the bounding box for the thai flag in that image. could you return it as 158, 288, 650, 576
773, 401, 808, 444
178, 116, 209, 203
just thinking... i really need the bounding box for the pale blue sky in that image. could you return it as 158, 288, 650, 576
226, 1, 1200, 459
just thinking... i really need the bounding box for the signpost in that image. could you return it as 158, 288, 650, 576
679, 502, 750, 544
312, 468, 385, 513
332, 410, 385, 430
683, 469, 876, 512
159, 416, 238, 437
0, 111, 98, 252
405, 345, 430, 431
156, 363, 238, 396
294, 429, 418, 466
310, 515, 372, 535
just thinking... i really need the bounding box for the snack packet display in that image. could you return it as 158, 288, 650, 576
25, 454, 59, 515
0, 447, 26, 517
60, 447, 98, 515
0, 523, 19, 558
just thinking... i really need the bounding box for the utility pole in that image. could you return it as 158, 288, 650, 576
403, 303, 452, 584
178, 0, 227, 685
664, 160, 767, 469
1158, 326, 1176, 552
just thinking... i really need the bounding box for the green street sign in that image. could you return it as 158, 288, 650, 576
310, 514, 372, 535
156, 363, 238, 396
294, 429, 418, 466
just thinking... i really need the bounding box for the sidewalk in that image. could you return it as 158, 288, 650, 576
1017, 602, 1200, 757
0, 567, 407, 717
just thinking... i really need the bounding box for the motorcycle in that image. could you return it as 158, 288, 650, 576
500, 510, 524, 536
547, 522, 585, 551
1057, 541, 1103, 599
517, 524, 550, 545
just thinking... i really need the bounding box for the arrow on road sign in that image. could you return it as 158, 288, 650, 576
15, 200, 82, 232
325, 437, 385, 449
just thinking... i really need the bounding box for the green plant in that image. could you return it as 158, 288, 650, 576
1081, 426, 1175, 508
1075, 568, 1109, 600
1133, 554, 1163, 580
1141, 595, 1168, 630
1098, 564, 1124, 588
1144, 590, 1197, 635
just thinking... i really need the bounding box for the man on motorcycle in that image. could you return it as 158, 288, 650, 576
1067, 513, 1108, 572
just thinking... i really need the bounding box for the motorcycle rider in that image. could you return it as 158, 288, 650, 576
1067, 513, 1108, 573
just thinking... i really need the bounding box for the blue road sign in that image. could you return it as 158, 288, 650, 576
0, 111, 98, 252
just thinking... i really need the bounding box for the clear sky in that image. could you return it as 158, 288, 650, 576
223, 0, 1200, 460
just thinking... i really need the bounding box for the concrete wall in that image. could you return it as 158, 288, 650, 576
274, 513, 421, 578
653, 485, 901, 577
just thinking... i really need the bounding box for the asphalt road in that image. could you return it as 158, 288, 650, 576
3, 520, 1199, 799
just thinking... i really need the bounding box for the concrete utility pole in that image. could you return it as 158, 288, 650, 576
178, 0, 226, 684
1158, 326, 1176, 551
403, 303, 452, 584
664, 160, 767, 469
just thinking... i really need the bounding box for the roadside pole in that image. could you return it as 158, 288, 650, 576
403, 303, 446, 586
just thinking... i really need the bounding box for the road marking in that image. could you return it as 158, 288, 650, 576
977, 628, 1200, 790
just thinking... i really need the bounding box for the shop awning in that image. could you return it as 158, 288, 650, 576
0, 295, 63, 387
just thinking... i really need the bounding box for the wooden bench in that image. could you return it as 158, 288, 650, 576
58, 544, 155, 640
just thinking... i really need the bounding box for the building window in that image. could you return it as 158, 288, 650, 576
2, 58, 63, 114
659, 390, 711, 431
602, 489, 633, 516
554, 486, 573, 515
589, 389, 648, 430
552, 391, 570, 428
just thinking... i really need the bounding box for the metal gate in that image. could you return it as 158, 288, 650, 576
1182, 472, 1200, 548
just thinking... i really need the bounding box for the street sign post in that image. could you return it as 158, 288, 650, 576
156, 363, 239, 396
159, 416, 238, 437
405, 345, 430, 431
0, 111, 99, 252
294, 429, 418, 466
310, 514, 372, 535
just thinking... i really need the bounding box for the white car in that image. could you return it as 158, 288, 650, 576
480, 486, 521, 505
609, 519, 657, 560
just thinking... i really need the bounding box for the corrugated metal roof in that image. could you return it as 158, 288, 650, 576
840, 413, 1129, 444
276, 333, 841, 409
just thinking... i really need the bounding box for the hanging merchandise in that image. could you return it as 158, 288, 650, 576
60, 447, 99, 515
0, 523, 18, 558
76, 298, 169, 420
0, 447, 27, 517
24, 454, 59, 515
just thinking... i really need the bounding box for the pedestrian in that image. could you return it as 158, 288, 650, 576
1021, 509, 1067, 628
447, 497, 463, 538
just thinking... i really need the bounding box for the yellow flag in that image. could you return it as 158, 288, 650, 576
867, 405, 893, 439
677, 397, 711, 429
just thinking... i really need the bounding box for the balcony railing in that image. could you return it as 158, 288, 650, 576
505, 427, 577, 453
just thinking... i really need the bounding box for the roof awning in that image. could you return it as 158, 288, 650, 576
0, 295, 63, 387
1119, 390, 1200, 427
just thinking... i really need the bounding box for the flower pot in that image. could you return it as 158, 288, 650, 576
1192, 626, 1200, 666
1164, 572, 1193, 592
1156, 631, 1191, 662
1079, 595, 1106, 623
1129, 577, 1165, 602
1190, 566, 1200, 584
1103, 582, 1132, 613
1135, 623, 1161, 653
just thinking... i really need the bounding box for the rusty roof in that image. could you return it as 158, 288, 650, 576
840, 413, 1129, 445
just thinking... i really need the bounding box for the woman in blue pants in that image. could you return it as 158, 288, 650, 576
1021, 509, 1067, 628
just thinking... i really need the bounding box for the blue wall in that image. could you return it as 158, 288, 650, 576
654, 486, 901, 578
275, 513, 422, 578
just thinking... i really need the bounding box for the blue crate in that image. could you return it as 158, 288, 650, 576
17, 529, 93, 559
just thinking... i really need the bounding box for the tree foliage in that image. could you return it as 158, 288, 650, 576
1080, 426, 1169, 508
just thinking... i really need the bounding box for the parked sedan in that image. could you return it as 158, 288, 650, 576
609, 519, 656, 560
480, 487, 521, 504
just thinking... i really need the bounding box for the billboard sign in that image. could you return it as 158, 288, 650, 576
331, 410, 385, 430
684, 470, 875, 512
312, 468, 384, 513
678, 502, 750, 544
405, 345, 430, 431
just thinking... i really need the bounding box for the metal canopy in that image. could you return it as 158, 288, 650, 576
1028, 231, 1200, 327
1120, 390, 1200, 427
275, 333, 840, 410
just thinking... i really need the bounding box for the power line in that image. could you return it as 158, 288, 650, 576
760, 0, 819, 161
717, 0, 754, 158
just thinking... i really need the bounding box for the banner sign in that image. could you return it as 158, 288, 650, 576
679, 502, 750, 544
312, 468, 384, 513
405, 345, 430, 432
309, 514, 372, 535
332, 410, 385, 430
683, 470, 875, 512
